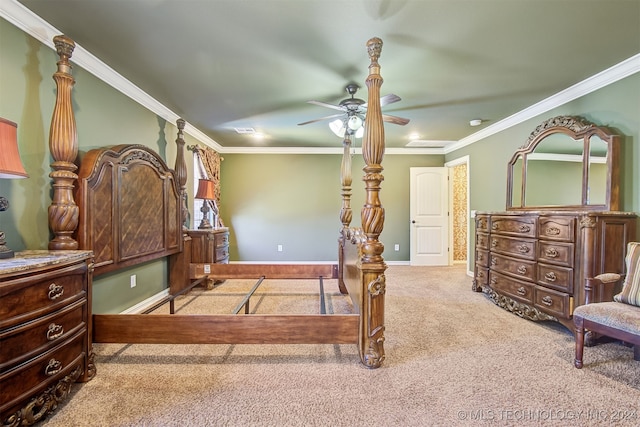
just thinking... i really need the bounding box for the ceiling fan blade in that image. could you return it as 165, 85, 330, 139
298, 113, 343, 126
379, 93, 401, 107
382, 114, 410, 126
362, 93, 402, 109
307, 100, 345, 111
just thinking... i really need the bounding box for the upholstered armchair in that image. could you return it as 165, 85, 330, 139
573, 242, 640, 368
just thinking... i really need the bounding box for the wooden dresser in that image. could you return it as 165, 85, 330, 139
189, 228, 229, 288
188, 228, 230, 266
170, 228, 229, 292
473, 212, 636, 330
0, 250, 94, 426
472, 116, 640, 332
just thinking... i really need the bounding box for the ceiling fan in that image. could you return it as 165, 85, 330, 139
298, 83, 410, 137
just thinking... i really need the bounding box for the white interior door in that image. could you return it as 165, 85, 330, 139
410, 167, 449, 266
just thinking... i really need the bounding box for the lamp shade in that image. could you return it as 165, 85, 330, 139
195, 179, 216, 200
0, 118, 28, 179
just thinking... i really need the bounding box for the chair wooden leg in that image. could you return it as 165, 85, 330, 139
574, 317, 585, 369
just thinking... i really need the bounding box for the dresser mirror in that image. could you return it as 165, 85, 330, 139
507, 116, 619, 211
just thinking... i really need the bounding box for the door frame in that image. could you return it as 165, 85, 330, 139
444, 155, 470, 271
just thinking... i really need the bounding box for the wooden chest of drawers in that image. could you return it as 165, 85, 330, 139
473, 211, 636, 330
0, 250, 94, 426
188, 228, 229, 265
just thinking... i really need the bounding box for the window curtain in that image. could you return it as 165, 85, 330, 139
191, 146, 223, 227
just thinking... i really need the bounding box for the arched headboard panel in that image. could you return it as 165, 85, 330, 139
75, 144, 182, 276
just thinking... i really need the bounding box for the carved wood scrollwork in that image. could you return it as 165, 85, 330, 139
482, 287, 557, 322
2, 364, 82, 426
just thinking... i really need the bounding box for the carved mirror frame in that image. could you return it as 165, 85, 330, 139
506, 116, 620, 211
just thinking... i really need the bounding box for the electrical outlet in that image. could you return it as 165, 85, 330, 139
394, 244, 400, 251
130, 274, 137, 288
277, 244, 283, 252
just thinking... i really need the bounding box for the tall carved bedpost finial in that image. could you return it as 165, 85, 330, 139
174, 118, 190, 230
48, 35, 79, 250
358, 37, 387, 368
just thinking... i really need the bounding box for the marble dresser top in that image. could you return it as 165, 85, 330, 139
0, 250, 93, 276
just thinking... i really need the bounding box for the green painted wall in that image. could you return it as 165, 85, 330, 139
219, 153, 444, 262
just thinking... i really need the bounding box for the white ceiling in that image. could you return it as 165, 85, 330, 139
11, 0, 640, 151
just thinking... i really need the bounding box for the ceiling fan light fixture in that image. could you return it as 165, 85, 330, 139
329, 118, 364, 138
329, 118, 346, 137
347, 115, 363, 131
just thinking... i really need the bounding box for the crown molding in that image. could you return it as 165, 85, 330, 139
445, 53, 640, 154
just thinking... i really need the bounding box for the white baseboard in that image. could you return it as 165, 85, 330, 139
120, 289, 170, 314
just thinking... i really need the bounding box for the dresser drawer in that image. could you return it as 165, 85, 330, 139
534, 286, 572, 319
474, 266, 489, 287
0, 331, 85, 414
490, 215, 537, 238
538, 241, 574, 267
489, 271, 534, 304
490, 253, 536, 282
214, 232, 229, 248
0, 299, 86, 372
537, 263, 573, 293
0, 264, 87, 329
475, 249, 489, 267
214, 246, 229, 263
490, 235, 537, 261
476, 232, 489, 250
538, 216, 575, 242
476, 215, 489, 233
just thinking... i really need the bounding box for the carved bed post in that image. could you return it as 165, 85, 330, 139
337, 132, 353, 294
48, 35, 79, 250
358, 37, 387, 368
174, 118, 189, 230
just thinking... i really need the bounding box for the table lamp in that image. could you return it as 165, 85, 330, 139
0, 118, 28, 259
195, 179, 216, 229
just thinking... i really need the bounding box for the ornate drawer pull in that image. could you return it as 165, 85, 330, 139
47, 283, 64, 300
490, 278, 497, 285
545, 227, 561, 236
518, 225, 531, 233
491, 223, 498, 230
46, 323, 64, 341
541, 296, 553, 306
516, 287, 526, 296
478, 219, 486, 228
517, 265, 527, 275
477, 253, 484, 261
517, 244, 530, 253
545, 248, 559, 258
477, 271, 485, 279
544, 272, 557, 282
491, 239, 498, 247
490, 257, 497, 266
44, 359, 63, 376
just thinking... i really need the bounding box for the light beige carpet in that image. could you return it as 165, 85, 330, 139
41, 265, 639, 426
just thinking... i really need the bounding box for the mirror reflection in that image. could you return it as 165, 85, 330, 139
506, 116, 617, 211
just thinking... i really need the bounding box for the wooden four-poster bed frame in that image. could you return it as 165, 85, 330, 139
47, 36, 387, 370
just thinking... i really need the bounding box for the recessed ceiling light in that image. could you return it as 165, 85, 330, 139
234, 127, 256, 134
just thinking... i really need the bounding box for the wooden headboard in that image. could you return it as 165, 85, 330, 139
75, 144, 183, 276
